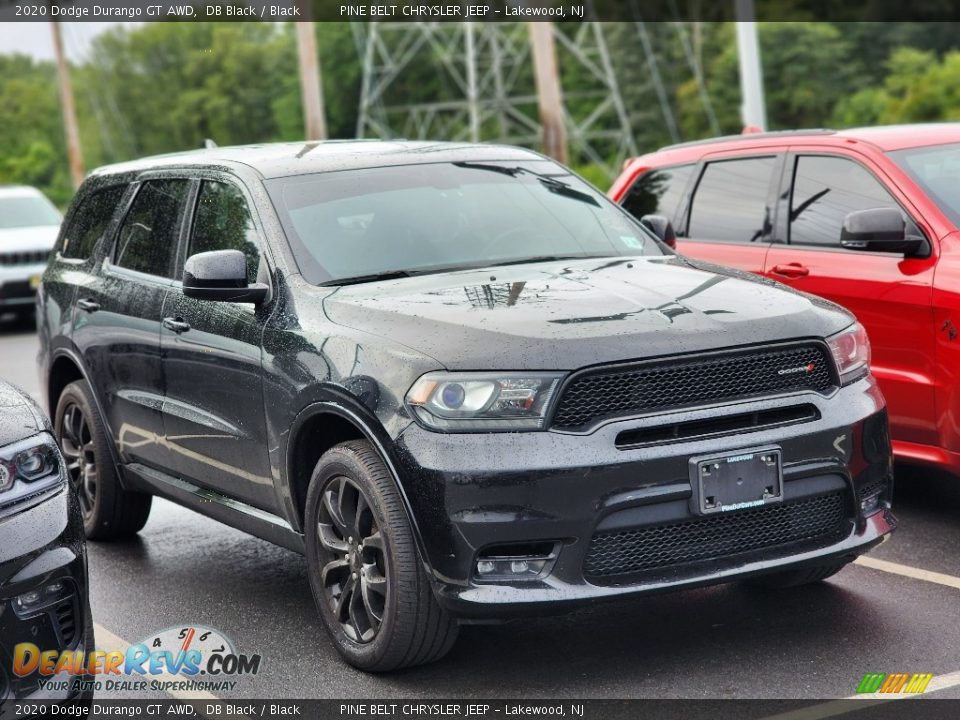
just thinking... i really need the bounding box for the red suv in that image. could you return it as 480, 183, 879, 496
610, 124, 960, 478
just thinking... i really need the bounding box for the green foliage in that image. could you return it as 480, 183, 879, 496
2, 20, 960, 208
833, 48, 960, 125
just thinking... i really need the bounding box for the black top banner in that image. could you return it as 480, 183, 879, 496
2, 0, 960, 22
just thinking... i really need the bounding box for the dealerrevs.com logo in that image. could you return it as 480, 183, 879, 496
12, 625, 261, 695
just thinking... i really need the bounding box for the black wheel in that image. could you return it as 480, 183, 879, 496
305, 440, 458, 671
744, 560, 850, 589
55, 380, 152, 540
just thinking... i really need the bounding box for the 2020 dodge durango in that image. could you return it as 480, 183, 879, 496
37, 141, 895, 671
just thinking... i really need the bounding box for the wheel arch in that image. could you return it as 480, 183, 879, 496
285, 397, 429, 571
46, 347, 127, 483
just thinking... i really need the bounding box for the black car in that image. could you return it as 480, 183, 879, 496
37, 141, 895, 671
0, 380, 92, 699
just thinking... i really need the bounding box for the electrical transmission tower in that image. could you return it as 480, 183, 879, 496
354, 21, 637, 179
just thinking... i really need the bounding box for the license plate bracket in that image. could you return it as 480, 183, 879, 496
689, 446, 783, 515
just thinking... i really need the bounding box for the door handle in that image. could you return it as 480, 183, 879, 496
770, 263, 810, 278
162, 317, 191, 334
77, 298, 100, 313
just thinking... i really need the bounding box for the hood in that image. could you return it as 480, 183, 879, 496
0, 225, 59, 252
322, 256, 853, 370
0, 381, 46, 447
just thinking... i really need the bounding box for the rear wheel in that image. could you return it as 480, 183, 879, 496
744, 560, 850, 589
304, 440, 458, 671
55, 380, 152, 540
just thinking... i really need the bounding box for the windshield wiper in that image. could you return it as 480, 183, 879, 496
320, 269, 415, 287
452, 162, 601, 207
487, 254, 615, 268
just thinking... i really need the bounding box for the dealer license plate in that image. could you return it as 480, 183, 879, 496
690, 446, 783, 515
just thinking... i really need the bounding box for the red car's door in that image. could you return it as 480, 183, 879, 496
764, 148, 937, 448
674, 151, 785, 274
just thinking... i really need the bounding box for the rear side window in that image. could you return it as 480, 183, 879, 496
789, 155, 918, 247
114, 179, 189, 278
620, 164, 694, 221
188, 180, 261, 284
687, 157, 777, 243
61, 185, 126, 260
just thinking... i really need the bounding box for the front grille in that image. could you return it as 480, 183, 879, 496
584, 492, 848, 580
56, 600, 77, 647
0, 250, 48, 266
551, 343, 835, 430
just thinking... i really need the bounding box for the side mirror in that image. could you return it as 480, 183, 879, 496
640, 214, 677, 249
182, 250, 268, 304
840, 208, 924, 256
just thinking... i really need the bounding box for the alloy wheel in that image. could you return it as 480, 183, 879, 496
59, 402, 97, 521
315, 475, 388, 643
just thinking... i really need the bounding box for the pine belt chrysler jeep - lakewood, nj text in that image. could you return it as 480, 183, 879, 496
37, 141, 895, 671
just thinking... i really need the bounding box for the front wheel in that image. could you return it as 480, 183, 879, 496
304, 440, 458, 671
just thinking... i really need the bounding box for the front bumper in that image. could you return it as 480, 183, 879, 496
0, 485, 91, 700
393, 376, 895, 618
0, 262, 45, 309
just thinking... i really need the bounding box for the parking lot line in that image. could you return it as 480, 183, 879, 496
94, 622, 220, 701
854, 556, 960, 590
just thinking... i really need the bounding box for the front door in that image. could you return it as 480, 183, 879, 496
159, 178, 276, 511
764, 151, 937, 447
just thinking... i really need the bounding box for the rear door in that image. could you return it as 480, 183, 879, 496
74, 177, 190, 470
676, 152, 783, 273
159, 176, 276, 510
764, 149, 937, 447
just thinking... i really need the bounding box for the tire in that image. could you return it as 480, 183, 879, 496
54, 380, 152, 540
304, 440, 459, 671
744, 560, 850, 589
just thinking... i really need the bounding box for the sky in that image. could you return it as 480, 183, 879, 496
0, 22, 136, 61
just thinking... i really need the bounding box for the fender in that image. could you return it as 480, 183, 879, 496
283, 392, 431, 575
47, 345, 132, 490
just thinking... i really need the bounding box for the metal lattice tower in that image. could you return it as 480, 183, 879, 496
354, 21, 637, 179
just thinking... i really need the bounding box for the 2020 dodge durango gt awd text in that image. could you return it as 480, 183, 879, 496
36, 141, 896, 671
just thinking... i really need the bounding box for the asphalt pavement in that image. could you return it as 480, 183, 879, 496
1, 310, 958, 706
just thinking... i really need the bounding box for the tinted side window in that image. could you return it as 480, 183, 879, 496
789, 156, 916, 247
621, 164, 694, 221
114, 180, 188, 278
687, 157, 777, 243
61, 185, 126, 260
189, 181, 260, 284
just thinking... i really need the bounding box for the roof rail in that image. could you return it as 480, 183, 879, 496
657, 129, 836, 153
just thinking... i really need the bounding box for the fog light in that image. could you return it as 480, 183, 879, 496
474, 543, 559, 581
861, 492, 882, 516
14, 591, 42, 612
510, 560, 529, 574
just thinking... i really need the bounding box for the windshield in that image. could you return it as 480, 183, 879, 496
0, 193, 61, 230
266, 161, 665, 285
889, 143, 960, 227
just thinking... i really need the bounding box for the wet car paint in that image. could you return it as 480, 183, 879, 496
37, 142, 895, 617
0, 380, 90, 700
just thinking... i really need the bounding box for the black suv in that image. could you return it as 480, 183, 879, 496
37, 141, 895, 671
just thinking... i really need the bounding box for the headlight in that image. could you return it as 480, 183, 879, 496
0, 434, 62, 494
827, 322, 871, 386
406, 372, 564, 431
